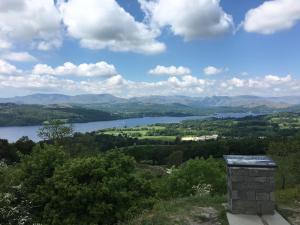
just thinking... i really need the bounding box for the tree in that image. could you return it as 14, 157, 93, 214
163, 157, 226, 197
167, 150, 183, 167
0, 139, 18, 163
20, 145, 67, 194
13, 144, 67, 222
15, 136, 35, 155
0, 185, 32, 225
37, 119, 74, 143
268, 133, 300, 189
36, 151, 154, 225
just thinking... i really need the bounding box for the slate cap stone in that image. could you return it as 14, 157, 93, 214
224, 155, 277, 168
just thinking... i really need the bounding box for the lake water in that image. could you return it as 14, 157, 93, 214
0, 112, 259, 142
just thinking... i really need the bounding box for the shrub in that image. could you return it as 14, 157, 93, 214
163, 157, 226, 197
37, 150, 155, 225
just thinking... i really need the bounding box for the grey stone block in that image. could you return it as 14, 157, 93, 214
256, 192, 269, 201
226, 165, 276, 215
258, 201, 275, 215
232, 190, 239, 200
246, 191, 256, 200
254, 177, 267, 183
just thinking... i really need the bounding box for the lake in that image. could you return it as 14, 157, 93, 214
0, 112, 259, 142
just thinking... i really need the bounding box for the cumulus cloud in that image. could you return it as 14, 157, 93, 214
244, 0, 300, 34
219, 74, 295, 96
32, 61, 118, 77
0, 39, 12, 49
149, 65, 191, 76
0, 0, 62, 50
0, 59, 19, 74
59, 0, 165, 54
139, 0, 234, 40
203, 66, 223, 75
2, 52, 37, 62
1, 61, 299, 97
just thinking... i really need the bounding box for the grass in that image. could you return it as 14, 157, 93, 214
275, 186, 300, 225
139, 136, 177, 141
102, 126, 177, 141
276, 186, 300, 207
124, 195, 228, 225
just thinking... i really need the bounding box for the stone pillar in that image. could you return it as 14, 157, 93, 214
224, 155, 277, 215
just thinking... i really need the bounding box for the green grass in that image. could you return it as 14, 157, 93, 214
276, 186, 300, 207
125, 195, 228, 225
139, 136, 177, 141
102, 126, 177, 141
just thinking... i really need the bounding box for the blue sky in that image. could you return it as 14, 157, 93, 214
0, 0, 300, 97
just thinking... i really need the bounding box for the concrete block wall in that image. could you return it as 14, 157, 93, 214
227, 167, 276, 215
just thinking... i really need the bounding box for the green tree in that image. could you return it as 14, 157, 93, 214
15, 136, 35, 155
164, 157, 226, 197
167, 150, 183, 167
0, 185, 32, 225
37, 119, 74, 144
36, 151, 154, 225
268, 133, 300, 189
20, 145, 67, 194
0, 139, 18, 163
17, 144, 67, 222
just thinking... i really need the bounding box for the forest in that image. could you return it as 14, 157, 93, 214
0, 113, 300, 224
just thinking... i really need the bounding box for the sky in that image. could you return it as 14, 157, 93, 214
0, 0, 300, 98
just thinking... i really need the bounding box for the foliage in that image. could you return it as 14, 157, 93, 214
0, 139, 18, 163
0, 103, 117, 126
268, 133, 300, 188
276, 185, 300, 207
126, 194, 228, 225
162, 157, 226, 197
38, 119, 74, 143
167, 150, 183, 167
19, 144, 67, 194
35, 150, 155, 225
0, 185, 32, 225
14, 137, 35, 155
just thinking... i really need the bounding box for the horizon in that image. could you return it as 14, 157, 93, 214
0, 0, 300, 98
2, 93, 300, 100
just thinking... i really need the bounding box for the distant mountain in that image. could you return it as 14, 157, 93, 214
0, 94, 125, 105
1, 93, 300, 109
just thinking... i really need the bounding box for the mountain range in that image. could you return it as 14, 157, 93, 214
1, 94, 299, 108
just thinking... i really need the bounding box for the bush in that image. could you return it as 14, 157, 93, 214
163, 157, 226, 197
0, 186, 32, 225
20, 144, 67, 194
37, 150, 155, 225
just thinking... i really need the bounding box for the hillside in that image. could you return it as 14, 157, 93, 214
0, 103, 117, 126
1, 94, 300, 108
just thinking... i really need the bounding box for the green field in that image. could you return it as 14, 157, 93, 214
101, 126, 177, 141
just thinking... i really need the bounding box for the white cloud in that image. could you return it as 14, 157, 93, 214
139, 0, 234, 40
0, 74, 77, 91
244, 0, 300, 34
0, 59, 18, 74
2, 52, 37, 62
32, 61, 118, 77
59, 0, 165, 54
149, 65, 191, 76
228, 77, 245, 87
264, 74, 292, 83
219, 74, 295, 96
203, 66, 223, 75
1, 61, 300, 97
0, 38, 12, 49
0, 0, 62, 50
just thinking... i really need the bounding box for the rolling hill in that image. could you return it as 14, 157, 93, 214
1, 93, 300, 108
